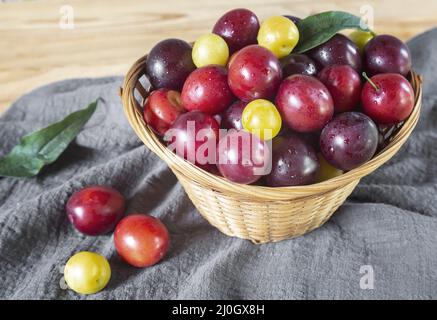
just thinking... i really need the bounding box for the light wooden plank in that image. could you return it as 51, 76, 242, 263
0, 0, 436, 113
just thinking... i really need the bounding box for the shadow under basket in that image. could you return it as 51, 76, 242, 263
121, 54, 422, 244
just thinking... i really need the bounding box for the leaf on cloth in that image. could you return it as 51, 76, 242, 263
0, 99, 99, 177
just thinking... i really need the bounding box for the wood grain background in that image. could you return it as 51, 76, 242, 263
0, 0, 436, 113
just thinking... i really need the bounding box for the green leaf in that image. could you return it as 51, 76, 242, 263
295, 11, 371, 53
0, 99, 99, 178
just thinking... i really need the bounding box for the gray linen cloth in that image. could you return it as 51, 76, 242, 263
1, 29, 437, 300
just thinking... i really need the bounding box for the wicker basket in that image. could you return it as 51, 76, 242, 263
121, 54, 422, 244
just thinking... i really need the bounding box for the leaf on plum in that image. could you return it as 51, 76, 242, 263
295, 11, 372, 53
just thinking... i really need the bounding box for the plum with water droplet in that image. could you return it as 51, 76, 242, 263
228, 45, 282, 101
181, 65, 234, 114
320, 112, 378, 171
280, 53, 318, 77
212, 8, 260, 53
307, 34, 362, 72
266, 134, 319, 186
275, 75, 334, 132
363, 34, 411, 77
146, 39, 196, 90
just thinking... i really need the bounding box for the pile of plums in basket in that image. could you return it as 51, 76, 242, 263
143, 8, 415, 186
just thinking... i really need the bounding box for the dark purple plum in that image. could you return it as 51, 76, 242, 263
146, 39, 196, 91
221, 100, 247, 130
307, 34, 362, 72
280, 53, 317, 77
363, 34, 412, 77
266, 134, 319, 187
296, 132, 321, 151
277, 130, 320, 150
212, 8, 260, 53
320, 112, 378, 171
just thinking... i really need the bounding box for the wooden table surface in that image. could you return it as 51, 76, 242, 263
0, 0, 436, 113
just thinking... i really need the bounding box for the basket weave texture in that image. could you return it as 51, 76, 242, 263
121, 54, 422, 244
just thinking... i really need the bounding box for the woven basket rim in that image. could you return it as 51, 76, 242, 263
121, 54, 422, 201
